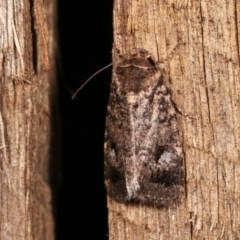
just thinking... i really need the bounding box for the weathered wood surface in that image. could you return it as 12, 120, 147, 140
108, 0, 240, 239
0, 0, 57, 239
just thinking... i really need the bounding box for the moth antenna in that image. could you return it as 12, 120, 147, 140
72, 63, 112, 99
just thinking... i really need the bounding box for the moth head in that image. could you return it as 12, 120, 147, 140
117, 48, 157, 70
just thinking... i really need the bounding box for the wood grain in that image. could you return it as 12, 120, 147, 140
0, 0, 57, 239
108, 0, 240, 239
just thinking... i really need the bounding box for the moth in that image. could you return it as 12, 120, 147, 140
104, 49, 185, 207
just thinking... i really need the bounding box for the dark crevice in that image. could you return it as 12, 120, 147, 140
189, 211, 193, 239
57, 0, 112, 238
234, 0, 240, 64
199, 0, 211, 122
29, 0, 38, 73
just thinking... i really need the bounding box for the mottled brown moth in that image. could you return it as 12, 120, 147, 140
104, 49, 185, 207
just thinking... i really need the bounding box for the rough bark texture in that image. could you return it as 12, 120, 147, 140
0, 0, 57, 239
108, 0, 240, 239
